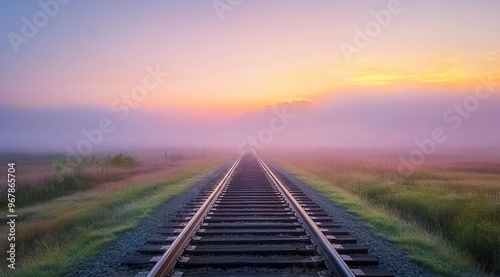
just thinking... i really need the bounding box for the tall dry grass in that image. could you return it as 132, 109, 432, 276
268, 152, 500, 274
0, 163, 133, 207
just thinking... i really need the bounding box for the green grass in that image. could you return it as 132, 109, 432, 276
12, 174, 205, 277
270, 155, 495, 277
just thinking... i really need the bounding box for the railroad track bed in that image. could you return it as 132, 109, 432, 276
120, 154, 393, 277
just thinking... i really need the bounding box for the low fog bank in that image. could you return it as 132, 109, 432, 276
1, 92, 499, 158
261, 146, 500, 162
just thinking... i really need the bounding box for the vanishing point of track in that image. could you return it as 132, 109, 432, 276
121, 153, 393, 277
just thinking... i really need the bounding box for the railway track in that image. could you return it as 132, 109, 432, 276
121, 153, 393, 277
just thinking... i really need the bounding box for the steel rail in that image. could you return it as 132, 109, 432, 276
147, 154, 243, 277
255, 153, 356, 277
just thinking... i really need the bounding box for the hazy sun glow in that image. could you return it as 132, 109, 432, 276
1, 1, 499, 114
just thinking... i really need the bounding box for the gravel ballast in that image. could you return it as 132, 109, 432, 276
269, 163, 436, 277
65, 160, 435, 277
65, 163, 231, 277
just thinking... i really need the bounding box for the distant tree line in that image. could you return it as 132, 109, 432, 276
165, 151, 184, 162
56, 152, 139, 172
264, 100, 311, 110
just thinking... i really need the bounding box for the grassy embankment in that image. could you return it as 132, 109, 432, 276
267, 151, 500, 277
0, 151, 231, 277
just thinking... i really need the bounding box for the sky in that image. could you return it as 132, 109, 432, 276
0, 0, 499, 153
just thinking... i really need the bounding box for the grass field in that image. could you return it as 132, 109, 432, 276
0, 150, 231, 277
265, 149, 500, 277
